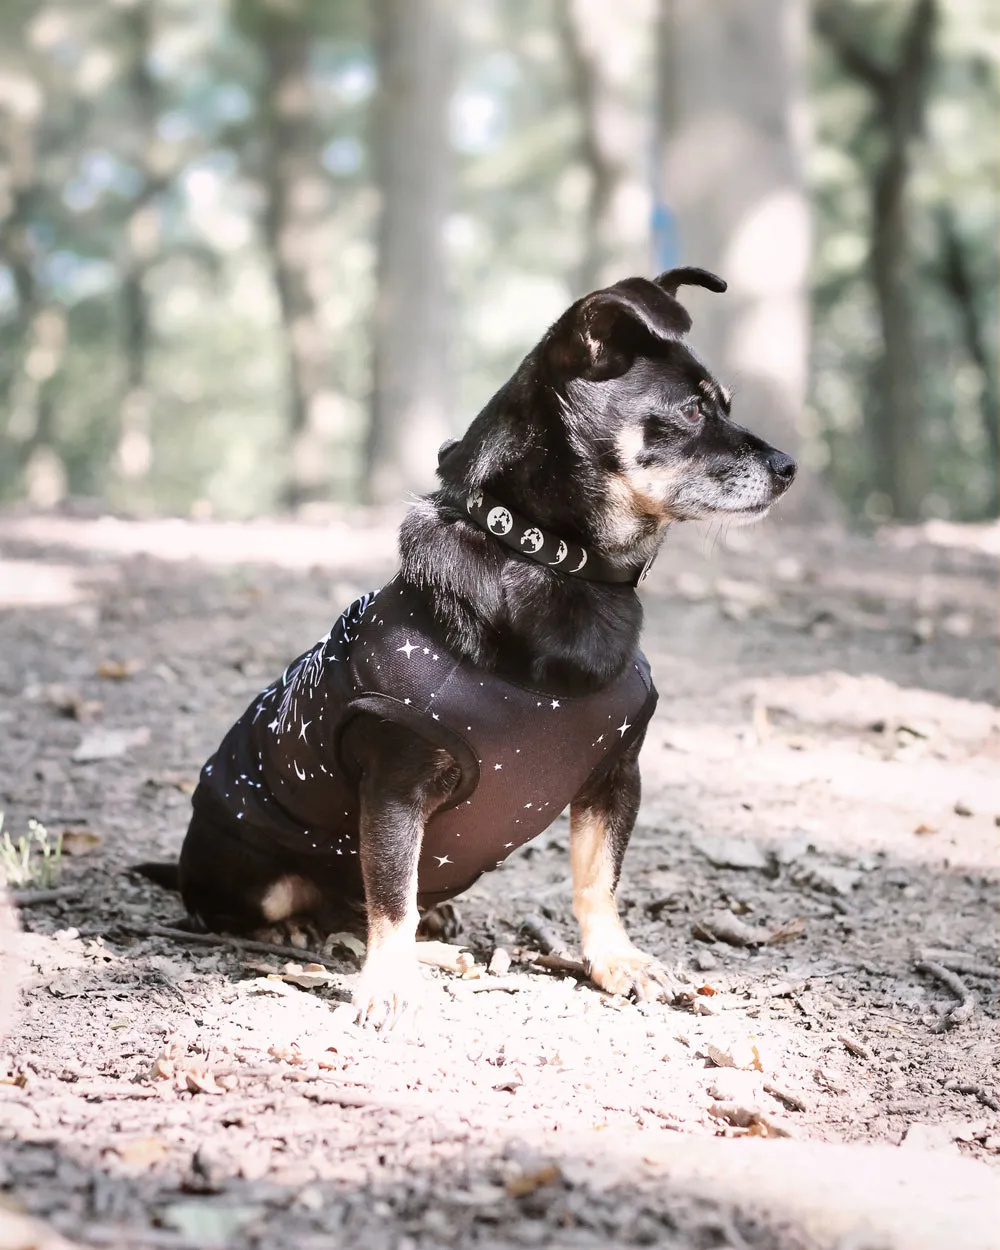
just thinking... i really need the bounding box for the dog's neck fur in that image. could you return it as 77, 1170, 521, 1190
398, 361, 655, 696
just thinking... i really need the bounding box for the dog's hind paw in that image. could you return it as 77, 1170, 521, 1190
352, 959, 426, 1033
416, 901, 462, 941
587, 946, 684, 1004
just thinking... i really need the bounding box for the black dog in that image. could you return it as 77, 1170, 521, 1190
140, 268, 795, 1029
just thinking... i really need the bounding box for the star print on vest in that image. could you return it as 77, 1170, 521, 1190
191, 578, 657, 907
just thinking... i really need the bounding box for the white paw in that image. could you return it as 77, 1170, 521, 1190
587, 944, 680, 1003
352, 954, 426, 1032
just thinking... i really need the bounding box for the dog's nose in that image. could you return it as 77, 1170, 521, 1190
766, 450, 797, 485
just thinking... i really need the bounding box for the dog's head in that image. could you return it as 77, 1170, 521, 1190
440, 268, 796, 565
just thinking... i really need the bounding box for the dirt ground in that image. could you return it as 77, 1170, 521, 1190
0, 506, 997, 1250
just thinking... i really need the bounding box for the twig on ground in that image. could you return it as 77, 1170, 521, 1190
915, 959, 977, 1030
945, 1080, 1000, 1112
764, 1082, 807, 1112
520, 914, 571, 957
919, 950, 997, 980
708, 1101, 792, 1138
837, 1033, 870, 1060
49, 1081, 164, 1100
10, 886, 82, 908
115, 923, 347, 971
524, 950, 590, 979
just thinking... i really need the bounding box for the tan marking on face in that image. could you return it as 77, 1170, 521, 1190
260, 874, 319, 922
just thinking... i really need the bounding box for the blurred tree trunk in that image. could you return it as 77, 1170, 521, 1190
116, 0, 159, 488
256, 0, 332, 509
367, 0, 453, 505
816, 0, 937, 521
656, 0, 833, 520
0, 25, 66, 508
557, 0, 651, 295
936, 206, 999, 514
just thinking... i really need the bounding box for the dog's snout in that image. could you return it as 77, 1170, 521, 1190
766, 449, 797, 486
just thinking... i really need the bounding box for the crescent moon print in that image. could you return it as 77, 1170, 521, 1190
467, 491, 484, 512
520, 527, 544, 554
487, 506, 513, 535
547, 540, 568, 566
569, 549, 588, 573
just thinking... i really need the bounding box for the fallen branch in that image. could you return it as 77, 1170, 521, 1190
837, 1033, 870, 1060
919, 950, 997, 980
915, 959, 977, 1030
10, 886, 83, 908
115, 923, 347, 972
530, 951, 590, 979
764, 1082, 807, 1112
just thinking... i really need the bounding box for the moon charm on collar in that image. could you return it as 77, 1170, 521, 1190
487, 506, 513, 535
520, 527, 544, 554
569, 549, 588, 573
467, 491, 484, 513
547, 540, 568, 566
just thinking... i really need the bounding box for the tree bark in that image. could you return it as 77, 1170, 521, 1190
935, 205, 999, 515
0, 25, 67, 507
656, 0, 824, 519
367, 0, 453, 505
256, 0, 335, 508
116, 0, 159, 486
557, 0, 651, 295
816, 0, 938, 520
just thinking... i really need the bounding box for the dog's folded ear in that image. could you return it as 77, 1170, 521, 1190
545, 270, 726, 382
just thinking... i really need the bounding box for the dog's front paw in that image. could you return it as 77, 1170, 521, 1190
587, 945, 681, 1004
352, 957, 426, 1033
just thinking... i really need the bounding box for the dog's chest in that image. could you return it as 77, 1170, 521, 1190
347, 581, 656, 904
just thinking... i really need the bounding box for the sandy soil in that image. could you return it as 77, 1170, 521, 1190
0, 507, 997, 1250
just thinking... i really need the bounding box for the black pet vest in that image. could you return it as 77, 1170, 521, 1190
192, 579, 657, 906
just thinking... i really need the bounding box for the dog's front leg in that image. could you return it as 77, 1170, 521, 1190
571, 735, 677, 1003
347, 719, 459, 1031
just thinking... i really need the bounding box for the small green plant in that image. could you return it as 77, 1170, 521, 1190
0, 813, 63, 889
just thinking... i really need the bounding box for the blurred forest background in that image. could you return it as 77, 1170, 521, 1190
0, 0, 995, 524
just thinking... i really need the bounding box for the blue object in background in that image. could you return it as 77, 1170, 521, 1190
651, 199, 678, 273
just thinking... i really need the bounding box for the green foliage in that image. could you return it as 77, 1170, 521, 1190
809, 0, 999, 521
0, 0, 994, 520
0, 813, 62, 889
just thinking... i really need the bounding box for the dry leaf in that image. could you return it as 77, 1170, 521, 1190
708, 1102, 791, 1138
116, 1136, 168, 1169
913, 822, 939, 836
268, 1043, 305, 1065
185, 1066, 224, 1095
96, 659, 142, 680
59, 829, 102, 857
505, 1163, 561, 1197
72, 727, 150, 763
278, 961, 335, 989
765, 916, 806, 945
704, 1039, 763, 1072
324, 931, 365, 960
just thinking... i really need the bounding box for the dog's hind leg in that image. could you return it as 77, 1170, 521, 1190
571, 736, 679, 1003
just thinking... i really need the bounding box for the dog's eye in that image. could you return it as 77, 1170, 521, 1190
681, 402, 703, 423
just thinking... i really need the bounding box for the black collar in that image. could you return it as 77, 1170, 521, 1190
461, 484, 655, 587
436, 440, 657, 587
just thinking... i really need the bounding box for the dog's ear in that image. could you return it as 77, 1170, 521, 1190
654, 266, 727, 298
545, 272, 724, 382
